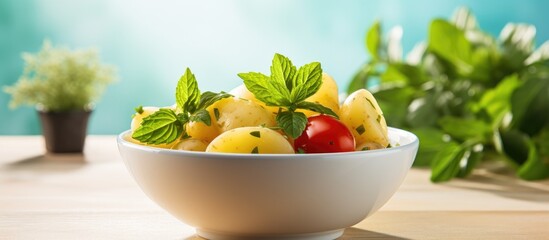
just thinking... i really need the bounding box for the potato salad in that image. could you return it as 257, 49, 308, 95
128, 54, 389, 154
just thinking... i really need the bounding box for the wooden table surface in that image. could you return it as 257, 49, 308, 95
1, 136, 548, 240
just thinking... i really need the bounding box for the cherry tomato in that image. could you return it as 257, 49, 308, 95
294, 115, 356, 153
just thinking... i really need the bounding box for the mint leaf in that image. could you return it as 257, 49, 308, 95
366, 20, 382, 61
276, 111, 308, 138
429, 19, 473, 75
510, 69, 549, 136
438, 116, 492, 143
516, 134, 549, 180
176, 68, 200, 113
271, 53, 297, 91
410, 128, 447, 166
132, 109, 184, 144
473, 74, 521, 123
189, 109, 212, 126
296, 101, 338, 118
290, 62, 323, 103
238, 72, 290, 106
430, 142, 466, 182
197, 91, 232, 110
189, 109, 211, 126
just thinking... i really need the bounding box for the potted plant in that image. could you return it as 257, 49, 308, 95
4, 40, 116, 153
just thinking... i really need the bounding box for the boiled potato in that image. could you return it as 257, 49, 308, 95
130, 106, 160, 132
186, 109, 220, 142
171, 138, 209, 152
212, 97, 276, 133
206, 127, 294, 154
229, 84, 281, 115
340, 89, 389, 148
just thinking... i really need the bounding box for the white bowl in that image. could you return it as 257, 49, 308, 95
117, 127, 418, 240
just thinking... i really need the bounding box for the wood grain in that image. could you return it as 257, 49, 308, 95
1, 136, 548, 239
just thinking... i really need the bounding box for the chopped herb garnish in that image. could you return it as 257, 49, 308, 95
329, 140, 334, 145
250, 131, 261, 138
361, 146, 370, 151
297, 148, 306, 154
213, 108, 220, 121
365, 98, 376, 110
251, 146, 259, 154
376, 115, 381, 123
356, 124, 366, 135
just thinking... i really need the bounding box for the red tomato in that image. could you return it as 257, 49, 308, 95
294, 115, 356, 153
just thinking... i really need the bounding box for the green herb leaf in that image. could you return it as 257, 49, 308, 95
366, 20, 382, 61
430, 142, 466, 182
251, 146, 259, 154
428, 19, 473, 76
213, 108, 220, 121
355, 124, 365, 135
411, 128, 448, 166
276, 111, 308, 139
249, 131, 261, 138
457, 145, 483, 178
176, 68, 200, 113
510, 68, 549, 136
197, 91, 232, 110
501, 127, 549, 180
517, 135, 549, 180
132, 109, 184, 144
290, 62, 323, 103
295, 101, 338, 118
189, 109, 211, 126
238, 72, 290, 106
271, 53, 297, 91
438, 116, 492, 143
473, 74, 521, 124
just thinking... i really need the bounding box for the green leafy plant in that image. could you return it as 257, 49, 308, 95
348, 7, 549, 182
4, 40, 117, 112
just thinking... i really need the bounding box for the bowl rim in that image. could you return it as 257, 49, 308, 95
117, 127, 418, 159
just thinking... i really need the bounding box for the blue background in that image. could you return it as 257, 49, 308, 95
1, 0, 548, 135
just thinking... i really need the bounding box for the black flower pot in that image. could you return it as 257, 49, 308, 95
38, 110, 92, 153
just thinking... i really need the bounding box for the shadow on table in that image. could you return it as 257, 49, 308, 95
180, 227, 409, 240
444, 166, 549, 203
1, 154, 87, 173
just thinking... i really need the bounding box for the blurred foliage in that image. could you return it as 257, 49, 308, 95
349, 7, 549, 182
4, 40, 117, 112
